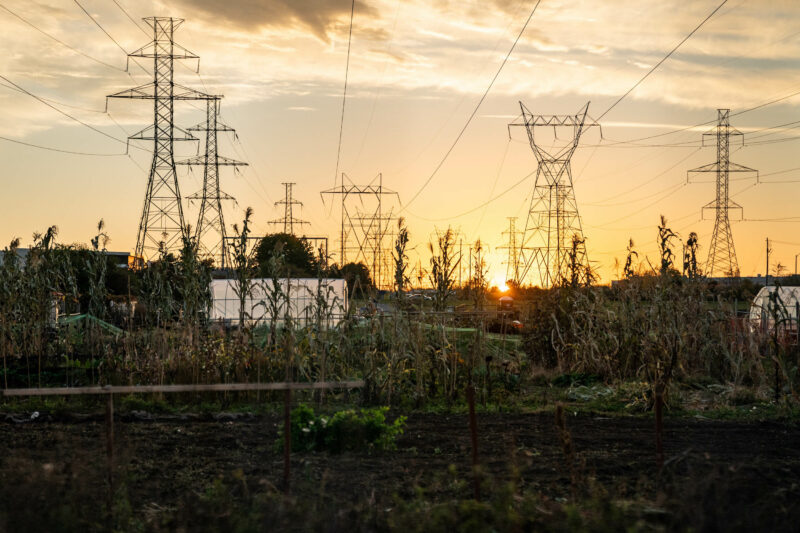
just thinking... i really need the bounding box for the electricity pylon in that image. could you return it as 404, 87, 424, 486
688, 109, 758, 277
269, 182, 308, 235
509, 102, 597, 288
498, 217, 522, 283
107, 17, 212, 259
321, 173, 399, 288
177, 97, 246, 267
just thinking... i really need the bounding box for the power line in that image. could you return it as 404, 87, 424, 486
400, 0, 542, 212
72, 0, 148, 75
0, 80, 105, 113
333, 0, 355, 189
405, 169, 535, 222
0, 2, 125, 72
0, 73, 130, 147
596, 0, 728, 121
73, 0, 126, 56
0, 135, 123, 156
110, 0, 149, 37
599, 86, 800, 148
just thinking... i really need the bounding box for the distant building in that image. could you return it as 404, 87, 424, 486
209, 278, 348, 328
0, 248, 138, 269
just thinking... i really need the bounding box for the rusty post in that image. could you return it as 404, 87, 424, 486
655, 390, 664, 469
466, 384, 480, 501
283, 388, 291, 493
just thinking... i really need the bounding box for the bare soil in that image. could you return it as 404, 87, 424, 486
1, 410, 799, 531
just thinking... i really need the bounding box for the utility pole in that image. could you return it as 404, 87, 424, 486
269, 182, 308, 235
509, 103, 597, 287
766, 237, 771, 287
107, 17, 213, 260
468, 245, 472, 288
688, 109, 758, 277
178, 97, 246, 267
458, 239, 463, 289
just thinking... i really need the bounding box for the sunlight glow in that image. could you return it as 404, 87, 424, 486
492, 276, 510, 292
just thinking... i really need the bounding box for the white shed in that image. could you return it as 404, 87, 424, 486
209, 278, 348, 328
749, 286, 800, 330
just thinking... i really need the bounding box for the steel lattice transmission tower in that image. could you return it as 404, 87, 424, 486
107, 17, 212, 259
269, 182, 308, 235
688, 109, 758, 277
321, 173, 399, 289
509, 102, 597, 287
178, 97, 246, 267
498, 217, 522, 283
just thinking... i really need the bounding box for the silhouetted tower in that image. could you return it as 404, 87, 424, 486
269, 182, 308, 235
107, 17, 211, 259
509, 102, 596, 287
498, 217, 522, 283
178, 97, 246, 267
321, 173, 398, 288
688, 109, 758, 277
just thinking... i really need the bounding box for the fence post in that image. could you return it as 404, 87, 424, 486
283, 388, 291, 493
466, 384, 480, 501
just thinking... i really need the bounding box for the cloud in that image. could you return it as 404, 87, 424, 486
169, 0, 379, 42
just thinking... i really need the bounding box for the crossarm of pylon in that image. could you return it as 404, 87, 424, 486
171, 84, 216, 101
107, 83, 156, 100
187, 190, 235, 201
129, 124, 198, 142
687, 161, 720, 173
702, 197, 743, 209
176, 154, 247, 166
128, 41, 199, 60
188, 121, 235, 132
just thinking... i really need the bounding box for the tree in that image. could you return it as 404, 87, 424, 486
338, 262, 372, 295
255, 233, 317, 278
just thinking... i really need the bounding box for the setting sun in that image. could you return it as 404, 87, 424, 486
492, 276, 510, 292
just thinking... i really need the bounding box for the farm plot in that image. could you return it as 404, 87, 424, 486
1, 411, 799, 531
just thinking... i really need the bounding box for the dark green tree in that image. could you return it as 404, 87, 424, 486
255, 233, 317, 278
337, 262, 373, 295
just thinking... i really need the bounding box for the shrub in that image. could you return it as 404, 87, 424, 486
280, 404, 406, 454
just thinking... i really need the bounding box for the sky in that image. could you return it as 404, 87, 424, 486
1, 0, 800, 286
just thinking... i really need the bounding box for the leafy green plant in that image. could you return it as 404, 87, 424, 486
279, 404, 406, 454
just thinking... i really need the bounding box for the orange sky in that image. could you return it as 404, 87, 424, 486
1, 0, 799, 284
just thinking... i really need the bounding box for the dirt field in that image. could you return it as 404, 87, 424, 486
1, 410, 799, 531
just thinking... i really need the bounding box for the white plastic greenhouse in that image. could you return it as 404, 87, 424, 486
749, 286, 800, 330
209, 278, 348, 328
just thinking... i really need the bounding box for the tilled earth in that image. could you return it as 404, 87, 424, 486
1, 410, 799, 531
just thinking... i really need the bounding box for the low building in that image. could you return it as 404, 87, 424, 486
209, 278, 348, 328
